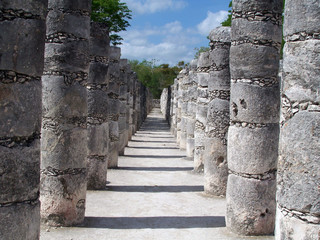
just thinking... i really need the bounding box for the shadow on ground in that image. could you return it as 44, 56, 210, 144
82, 216, 226, 229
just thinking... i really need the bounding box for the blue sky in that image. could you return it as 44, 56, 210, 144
119, 0, 231, 66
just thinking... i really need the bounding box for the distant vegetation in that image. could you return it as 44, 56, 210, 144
129, 60, 185, 99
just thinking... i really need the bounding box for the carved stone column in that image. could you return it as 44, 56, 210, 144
204, 27, 231, 196
194, 52, 210, 173
276, 0, 320, 238
226, 0, 282, 235
87, 22, 110, 190
107, 46, 120, 168
0, 1, 47, 238
40, 0, 91, 226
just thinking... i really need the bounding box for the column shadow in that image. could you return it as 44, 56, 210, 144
82, 216, 226, 229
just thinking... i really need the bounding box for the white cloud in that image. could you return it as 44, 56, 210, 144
119, 21, 200, 65
197, 10, 228, 36
125, 0, 188, 14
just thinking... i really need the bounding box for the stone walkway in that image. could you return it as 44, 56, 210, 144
40, 108, 274, 240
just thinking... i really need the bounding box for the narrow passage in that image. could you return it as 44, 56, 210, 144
40, 108, 273, 240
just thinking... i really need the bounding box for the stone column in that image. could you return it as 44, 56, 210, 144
87, 22, 110, 190
204, 27, 231, 196
171, 78, 179, 136
160, 88, 168, 117
194, 52, 210, 173
0, 1, 47, 239
107, 46, 120, 168
226, 0, 282, 235
180, 68, 189, 150
176, 71, 185, 145
276, 0, 320, 239
186, 60, 198, 158
128, 71, 136, 139
40, 0, 91, 226
118, 59, 129, 156
131, 73, 137, 135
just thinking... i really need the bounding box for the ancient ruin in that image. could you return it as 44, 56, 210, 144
0, 1, 47, 238
1, 0, 319, 239
40, 0, 91, 226
276, 0, 320, 238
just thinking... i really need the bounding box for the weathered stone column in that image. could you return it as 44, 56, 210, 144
128, 71, 136, 138
40, 0, 91, 226
87, 22, 110, 190
160, 88, 168, 117
226, 0, 282, 235
186, 60, 198, 158
194, 52, 210, 173
171, 78, 179, 136
276, 0, 320, 239
107, 46, 120, 168
180, 68, 190, 150
176, 71, 184, 145
204, 27, 231, 196
118, 59, 129, 156
0, 1, 47, 238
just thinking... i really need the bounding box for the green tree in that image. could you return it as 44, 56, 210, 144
91, 0, 132, 45
221, 1, 232, 27
194, 46, 210, 59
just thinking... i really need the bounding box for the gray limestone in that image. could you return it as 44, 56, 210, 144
87, 22, 110, 190
276, 0, 320, 239
226, 0, 282, 235
107, 46, 121, 168
40, 0, 91, 226
194, 52, 210, 173
204, 27, 231, 196
0, 1, 47, 239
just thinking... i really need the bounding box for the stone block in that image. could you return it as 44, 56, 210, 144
197, 73, 209, 87
44, 41, 90, 73
186, 138, 195, 158
209, 47, 230, 67
230, 82, 280, 124
282, 40, 320, 103
89, 22, 110, 57
197, 51, 211, 69
42, 75, 87, 119
88, 62, 109, 85
40, 173, 87, 226
87, 123, 109, 156
228, 124, 279, 174
0, 140, 40, 203
204, 138, 228, 196
208, 69, 230, 91
232, 0, 282, 13
107, 98, 120, 115
284, 0, 320, 36
48, 0, 91, 11
0, 19, 46, 76
46, 9, 90, 39
0, 201, 40, 240
41, 126, 87, 169
277, 111, 320, 214
87, 155, 107, 190
230, 44, 280, 79
0, 81, 41, 138
232, 18, 282, 43
226, 174, 276, 235
87, 89, 108, 117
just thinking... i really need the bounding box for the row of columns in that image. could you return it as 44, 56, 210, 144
0, 1, 153, 239
161, 0, 319, 238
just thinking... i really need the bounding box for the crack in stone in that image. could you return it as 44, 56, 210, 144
0, 8, 42, 21
41, 166, 87, 176
231, 77, 279, 87
229, 169, 277, 181
0, 70, 41, 84
0, 132, 40, 148
279, 205, 320, 224
0, 198, 39, 208
46, 32, 87, 43
285, 31, 320, 42
49, 8, 90, 17
232, 10, 282, 25
232, 38, 281, 50
43, 71, 88, 87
